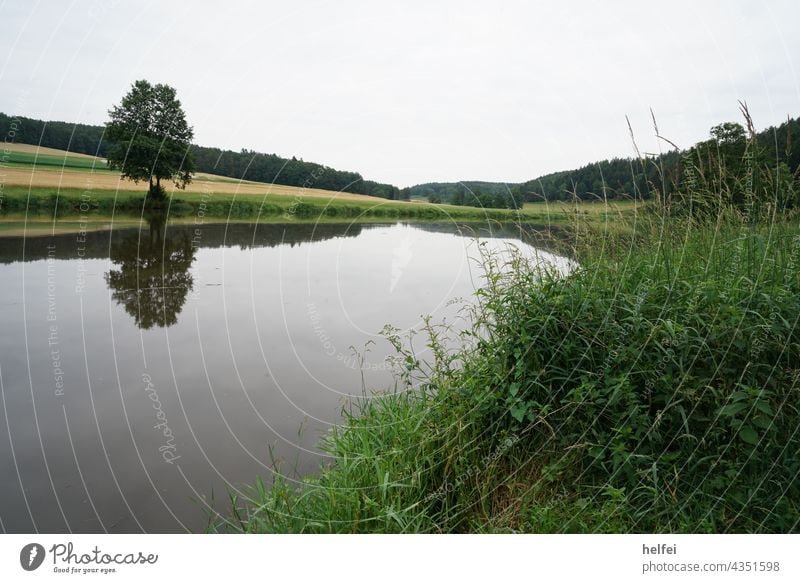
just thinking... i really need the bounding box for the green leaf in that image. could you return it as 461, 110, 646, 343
754, 400, 774, 416
751, 415, 773, 430
719, 402, 749, 417
739, 426, 759, 445
510, 404, 527, 422
730, 390, 750, 402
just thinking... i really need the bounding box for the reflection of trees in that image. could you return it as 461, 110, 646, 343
105, 214, 195, 329
0, 222, 369, 264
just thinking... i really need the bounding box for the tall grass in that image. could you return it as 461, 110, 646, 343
478, 218, 800, 532
210, 216, 800, 533
209, 117, 800, 533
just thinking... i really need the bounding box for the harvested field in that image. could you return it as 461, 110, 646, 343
0, 159, 389, 202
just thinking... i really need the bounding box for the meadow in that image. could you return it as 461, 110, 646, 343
0, 143, 640, 235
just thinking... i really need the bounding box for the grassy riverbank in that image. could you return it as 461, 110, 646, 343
0, 186, 639, 234
213, 210, 800, 533
0, 185, 520, 221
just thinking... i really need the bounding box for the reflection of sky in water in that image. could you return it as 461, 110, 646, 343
0, 221, 570, 533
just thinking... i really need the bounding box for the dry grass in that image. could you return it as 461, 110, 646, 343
0, 160, 389, 202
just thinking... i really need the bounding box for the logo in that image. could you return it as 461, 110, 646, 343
20, 543, 46, 571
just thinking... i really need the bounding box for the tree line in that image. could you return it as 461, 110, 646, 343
405, 115, 800, 206
404, 181, 521, 209
0, 111, 403, 200
517, 116, 800, 205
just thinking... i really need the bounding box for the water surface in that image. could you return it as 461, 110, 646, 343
0, 219, 568, 532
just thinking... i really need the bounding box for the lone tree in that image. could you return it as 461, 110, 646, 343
106, 80, 195, 199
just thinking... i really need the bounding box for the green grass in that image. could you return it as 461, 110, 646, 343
0, 149, 111, 171
208, 212, 800, 533
523, 198, 640, 213
0, 185, 582, 224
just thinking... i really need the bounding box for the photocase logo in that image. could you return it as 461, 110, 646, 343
19, 543, 46, 571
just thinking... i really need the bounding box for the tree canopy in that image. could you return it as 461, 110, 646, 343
106, 80, 195, 198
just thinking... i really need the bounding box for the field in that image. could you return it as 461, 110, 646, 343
0, 143, 645, 237
1, 142, 100, 159
0, 144, 634, 236
0, 142, 390, 202
0, 148, 108, 171
523, 198, 641, 219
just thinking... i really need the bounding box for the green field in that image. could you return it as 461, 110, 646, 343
0, 149, 112, 171
523, 198, 641, 218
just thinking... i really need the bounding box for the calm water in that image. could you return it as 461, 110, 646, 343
0, 219, 568, 533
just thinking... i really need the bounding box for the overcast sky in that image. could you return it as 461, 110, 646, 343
1, 0, 798, 187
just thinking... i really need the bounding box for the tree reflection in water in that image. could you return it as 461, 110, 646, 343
105, 214, 196, 329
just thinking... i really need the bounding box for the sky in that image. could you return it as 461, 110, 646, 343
0, 0, 798, 187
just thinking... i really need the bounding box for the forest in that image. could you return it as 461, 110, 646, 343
405, 115, 800, 205
0, 112, 403, 200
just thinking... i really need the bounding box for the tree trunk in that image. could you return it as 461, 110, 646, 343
148, 176, 165, 200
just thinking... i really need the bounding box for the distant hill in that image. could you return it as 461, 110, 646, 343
405, 115, 800, 204
401, 181, 521, 209
0, 112, 403, 200
403, 181, 516, 201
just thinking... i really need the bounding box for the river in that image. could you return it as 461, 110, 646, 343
0, 219, 569, 532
